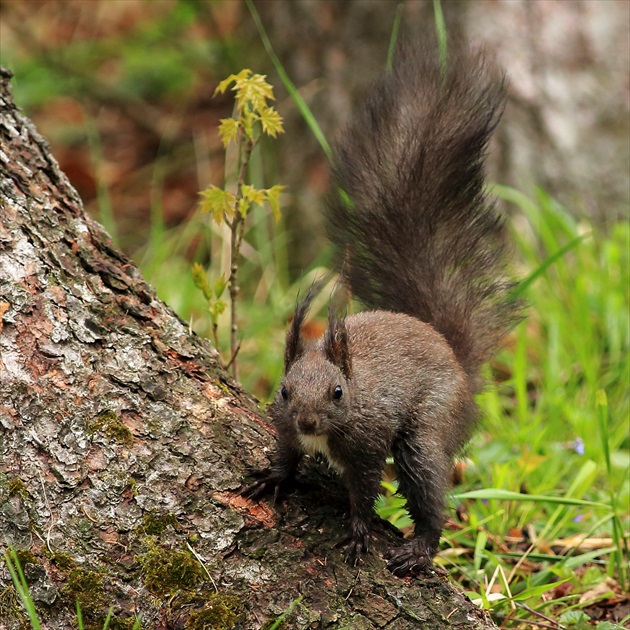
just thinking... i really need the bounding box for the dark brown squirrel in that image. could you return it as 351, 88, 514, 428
244, 39, 523, 577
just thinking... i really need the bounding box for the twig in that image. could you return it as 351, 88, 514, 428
37, 469, 54, 554
211, 320, 221, 359
516, 602, 562, 629
228, 134, 254, 380
185, 541, 218, 593
344, 568, 361, 600
224, 340, 242, 371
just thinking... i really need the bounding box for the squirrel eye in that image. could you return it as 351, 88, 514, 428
280, 386, 288, 400
332, 385, 343, 400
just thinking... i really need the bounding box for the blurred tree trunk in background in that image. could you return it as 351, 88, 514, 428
254, 0, 629, 272
0, 68, 499, 630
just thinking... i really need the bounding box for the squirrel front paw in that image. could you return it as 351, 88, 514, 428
241, 468, 286, 503
384, 538, 435, 577
335, 516, 371, 567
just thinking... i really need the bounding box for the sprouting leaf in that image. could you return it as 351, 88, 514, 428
199, 186, 236, 224
258, 105, 284, 138
237, 198, 250, 219
218, 118, 240, 148
241, 110, 255, 141
213, 275, 228, 299
209, 299, 227, 324
191, 263, 212, 301
214, 69, 251, 96
241, 184, 267, 207
265, 185, 285, 222
234, 73, 274, 112
237, 185, 267, 219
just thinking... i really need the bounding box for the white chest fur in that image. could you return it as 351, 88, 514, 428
298, 434, 345, 474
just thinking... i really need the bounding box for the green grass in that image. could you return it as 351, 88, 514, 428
4, 549, 41, 630
436, 188, 629, 627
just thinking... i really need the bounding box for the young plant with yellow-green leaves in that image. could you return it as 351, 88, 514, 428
195, 69, 285, 379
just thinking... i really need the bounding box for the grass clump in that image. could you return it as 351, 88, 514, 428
439, 188, 629, 627
4, 548, 42, 630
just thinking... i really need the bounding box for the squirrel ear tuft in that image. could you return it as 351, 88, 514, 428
324, 311, 352, 380
284, 278, 328, 371
284, 302, 307, 370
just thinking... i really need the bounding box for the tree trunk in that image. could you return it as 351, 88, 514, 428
0, 67, 496, 630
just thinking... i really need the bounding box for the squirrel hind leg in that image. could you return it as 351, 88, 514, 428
386, 436, 450, 576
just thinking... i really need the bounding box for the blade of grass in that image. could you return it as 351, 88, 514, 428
537, 460, 599, 544
4, 548, 42, 630
433, 0, 448, 72
509, 231, 590, 301
103, 606, 114, 630
85, 117, 117, 244
267, 594, 304, 630
514, 325, 528, 425
473, 528, 488, 572
246, 0, 332, 161
386, 4, 404, 71
492, 183, 540, 216
452, 488, 606, 509
508, 578, 569, 602
530, 547, 618, 586
597, 389, 629, 589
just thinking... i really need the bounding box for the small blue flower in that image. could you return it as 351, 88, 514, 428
573, 437, 585, 455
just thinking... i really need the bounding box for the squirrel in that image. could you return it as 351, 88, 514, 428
244, 39, 523, 577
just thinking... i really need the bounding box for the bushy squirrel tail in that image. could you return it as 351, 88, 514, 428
326, 39, 523, 388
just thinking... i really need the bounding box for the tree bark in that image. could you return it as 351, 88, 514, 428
0, 67, 496, 630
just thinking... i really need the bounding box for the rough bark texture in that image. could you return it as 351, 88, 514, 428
0, 68, 497, 629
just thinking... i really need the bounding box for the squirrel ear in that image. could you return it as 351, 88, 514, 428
284, 279, 328, 371
324, 311, 352, 380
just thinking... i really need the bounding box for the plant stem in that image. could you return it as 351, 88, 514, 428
229, 213, 242, 380
228, 133, 254, 380
211, 321, 220, 358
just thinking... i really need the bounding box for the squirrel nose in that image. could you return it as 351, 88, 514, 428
296, 413, 318, 434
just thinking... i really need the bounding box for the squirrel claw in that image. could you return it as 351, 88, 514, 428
241, 469, 284, 502
335, 532, 369, 567
384, 540, 434, 577
241, 480, 269, 500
